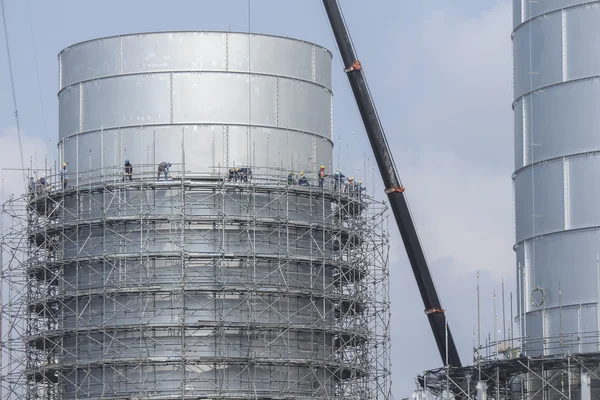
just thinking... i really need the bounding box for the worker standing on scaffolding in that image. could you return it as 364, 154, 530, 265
28, 177, 36, 194
356, 179, 364, 199
123, 159, 133, 182
61, 163, 69, 189
239, 167, 252, 182
287, 171, 296, 185
333, 170, 345, 192
157, 162, 171, 181
348, 177, 355, 195
318, 165, 326, 188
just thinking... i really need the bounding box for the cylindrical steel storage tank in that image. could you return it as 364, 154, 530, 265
24, 32, 391, 400
57, 31, 333, 177
513, 2, 600, 357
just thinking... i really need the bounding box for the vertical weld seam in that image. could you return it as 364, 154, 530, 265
170, 73, 174, 124
119, 36, 123, 74
225, 32, 229, 72
562, 9, 568, 82
522, 99, 528, 165
563, 157, 570, 230
330, 92, 333, 142
312, 45, 316, 82
79, 83, 83, 133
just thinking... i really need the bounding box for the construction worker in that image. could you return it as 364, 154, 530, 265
29, 177, 38, 197
61, 162, 69, 188
298, 171, 309, 186
228, 168, 236, 182
333, 170, 345, 192
157, 162, 171, 181
39, 174, 46, 186
318, 165, 326, 188
123, 159, 133, 181
287, 171, 296, 185
348, 177, 355, 194
239, 167, 252, 182
356, 179, 364, 199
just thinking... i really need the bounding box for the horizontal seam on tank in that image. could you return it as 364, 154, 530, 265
58, 30, 333, 59
28, 324, 368, 338
31, 217, 357, 235
58, 123, 335, 146
512, 148, 600, 177
40, 183, 367, 206
511, 0, 600, 37
514, 224, 600, 249
31, 288, 362, 303
33, 253, 357, 269
524, 301, 597, 316
512, 74, 600, 109
58, 69, 333, 95
35, 358, 366, 370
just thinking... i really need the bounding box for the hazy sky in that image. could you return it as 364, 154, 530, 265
0, 0, 514, 396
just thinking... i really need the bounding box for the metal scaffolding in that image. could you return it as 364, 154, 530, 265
418, 333, 600, 400
0, 163, 391, 400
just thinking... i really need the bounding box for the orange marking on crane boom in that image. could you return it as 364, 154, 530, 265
384, 186, 405, 194
425, 307, 445, 315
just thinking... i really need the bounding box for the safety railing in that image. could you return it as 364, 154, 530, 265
27, 163, 370, 198
474, 330, 600, 361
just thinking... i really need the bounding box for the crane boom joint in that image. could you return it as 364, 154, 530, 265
384, 186, 405, 194
344, 60, 362, 73
425, 307, 445, 315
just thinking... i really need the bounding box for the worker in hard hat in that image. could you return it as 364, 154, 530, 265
356, 179, 364, 199
123, 159, 133, 182
348, 177, 355, 194
157, 161, 171, 181
287, 171, 296, 185
298, 171, 309, 186
228, 167, 237, 182
318, 165, 326, 188
28, 177, 36, 193
239, 167, 252, 182
39, 173, 46, 186
333, 169, 345, 192
61, 162, 69, 189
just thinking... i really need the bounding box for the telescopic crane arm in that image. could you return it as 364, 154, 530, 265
321, 0, 462, 368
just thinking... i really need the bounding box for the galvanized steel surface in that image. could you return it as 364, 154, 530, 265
28, 32, 392, 400
58, 31, 334, 176
513, 1, 600, 356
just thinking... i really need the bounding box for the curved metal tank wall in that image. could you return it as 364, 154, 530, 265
513, 2, 600, 356
58, 31, 333, 177
50, 32, 364, 399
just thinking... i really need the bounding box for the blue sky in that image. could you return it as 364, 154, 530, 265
0, 0, 514, 396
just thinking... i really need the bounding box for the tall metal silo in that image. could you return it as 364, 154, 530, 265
513, 1, 600, 357
23, 32, 391, 400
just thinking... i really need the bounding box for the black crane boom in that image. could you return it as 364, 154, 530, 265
321, 0, 462, 368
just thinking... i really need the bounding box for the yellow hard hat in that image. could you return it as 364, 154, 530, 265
62, 162, 67, 167
300, 171, 305, 175
320, 165, 325, 169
